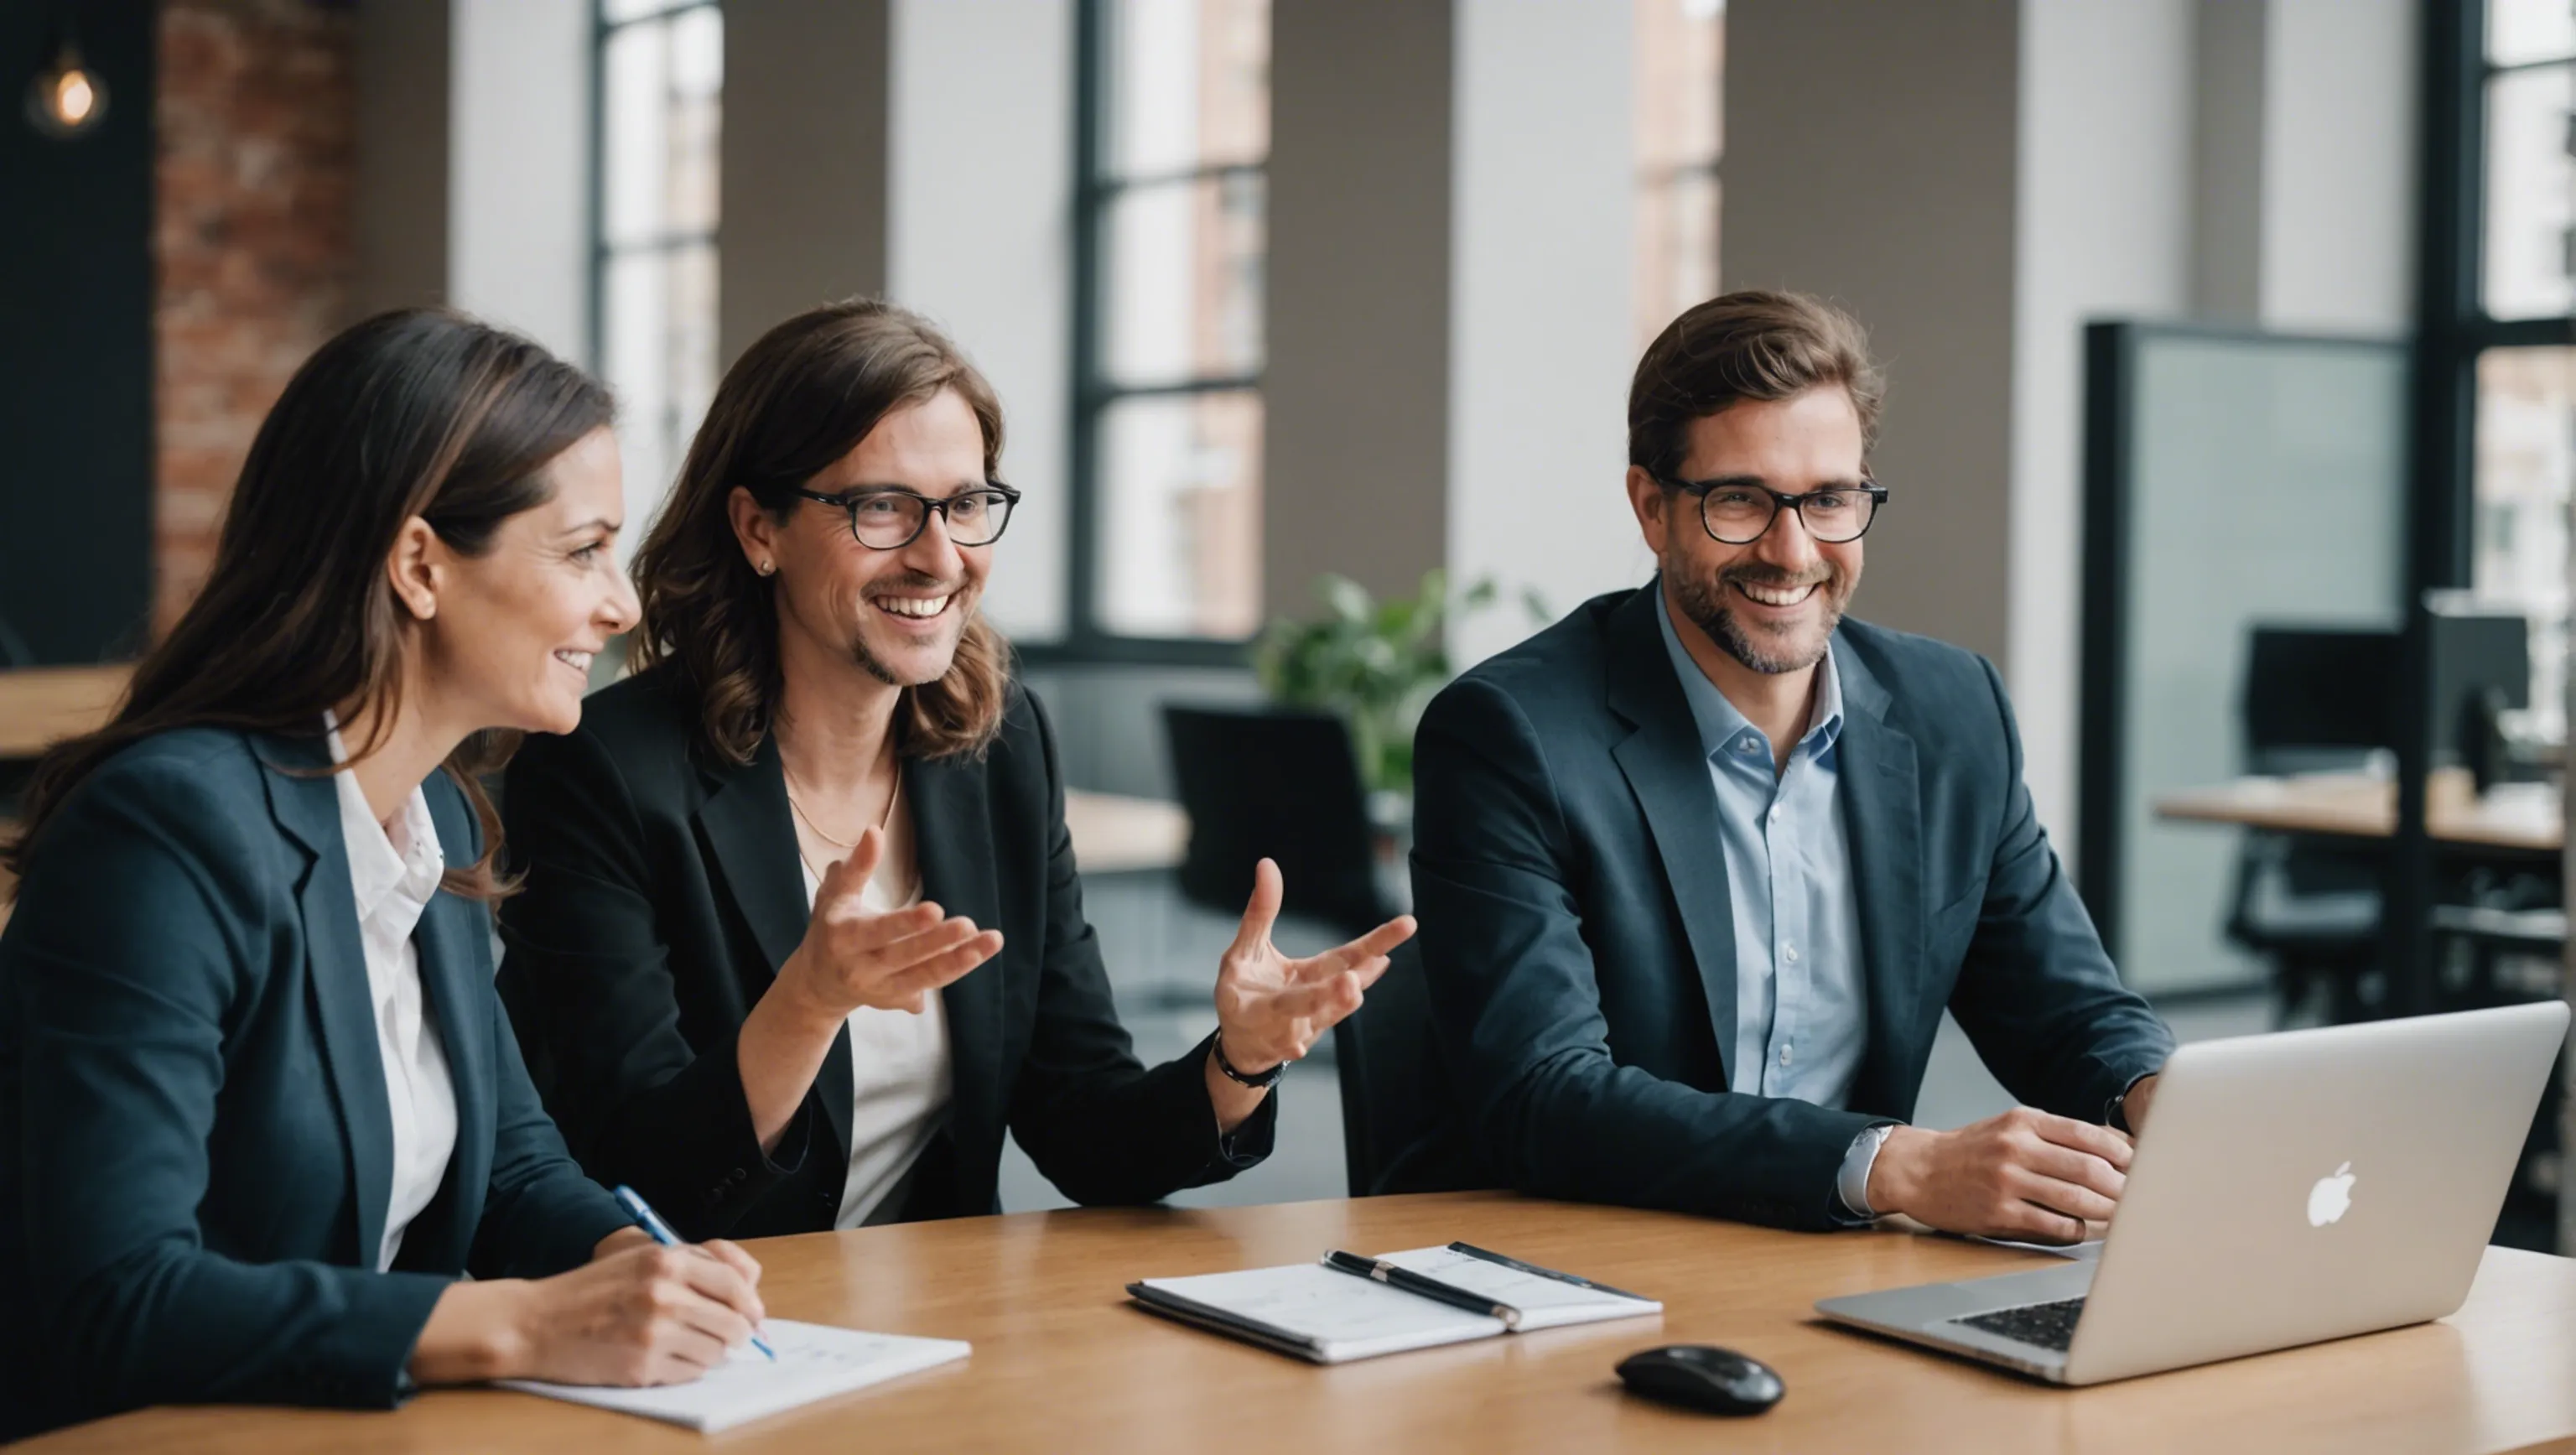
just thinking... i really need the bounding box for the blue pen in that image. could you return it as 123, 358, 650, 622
613, 1184, 776, 1360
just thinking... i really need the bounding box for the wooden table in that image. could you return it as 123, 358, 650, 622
1061, 788, 1190, 875
2154, 768, 2563, 854
23, 1192, 2576, 1454
0, 664, 130, 761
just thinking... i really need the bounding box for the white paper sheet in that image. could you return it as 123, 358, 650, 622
496, 1319, 969, 1432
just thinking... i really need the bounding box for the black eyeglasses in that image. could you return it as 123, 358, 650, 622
793, 483, 1023, 550
1653, 475, 1888, 546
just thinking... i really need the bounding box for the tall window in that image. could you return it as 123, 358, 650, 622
2463, 0, 2576, 735
1074, 0, 1270, 646
1633, 0, 1724, 350
595, 0, 723, 546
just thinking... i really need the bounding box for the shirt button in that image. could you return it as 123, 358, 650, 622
1737, 739, 1758, 753
1779, 1044, 1794, 1068
1784, 943, 1799, 962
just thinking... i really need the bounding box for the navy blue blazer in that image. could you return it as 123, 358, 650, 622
0, 730, 629, 1440
1406, 583, 2174, 1229
496, 667, 1270, 1240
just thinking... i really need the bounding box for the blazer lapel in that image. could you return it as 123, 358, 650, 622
693, 738, 855, 1161
1603, 585, 1739, 1082
258, 731, 394, 1271
1833, 639, 1928, 1120
908, 750, 1001, 1201
409, 782, 491, 1266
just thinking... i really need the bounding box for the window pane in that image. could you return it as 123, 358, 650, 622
2490, 0, 2576, 67
1104, 0, 1270, 178
603, 20, 672, 245
603, 0, 703, 22
1095, 390, 1263, 638
1101, 172, 1265, 387
2484, 65, 2576, 320
1633, 0, 1724, 349
2470, 347, 2576, 740
602, 242, 720, 536
666, 7, 724, 234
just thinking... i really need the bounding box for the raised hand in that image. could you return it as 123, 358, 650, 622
778, 825, 1002, 1019
1211, 857, 1417, 1074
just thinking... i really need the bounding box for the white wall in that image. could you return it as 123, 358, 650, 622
2260, 0, 2418, 334
887, 0, 1075, 642
1446, 0, 1649, 667
448, 0, 592, 364
2008, 0, 2197, 844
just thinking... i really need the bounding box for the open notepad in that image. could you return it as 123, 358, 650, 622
1128, 1244, 1662, 1363
496, 1319, 969, 1432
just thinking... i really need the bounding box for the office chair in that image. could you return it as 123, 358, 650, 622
2225, 627, 2394, 1023
1160, 704, 1397, 940
1330, 938, 1486, 1197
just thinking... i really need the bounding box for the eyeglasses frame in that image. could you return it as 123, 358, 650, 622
1650, 474, 1890, 546
792, 481, 1026, 551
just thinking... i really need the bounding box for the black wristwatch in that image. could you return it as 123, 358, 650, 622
1211, 1032, 1285, 1089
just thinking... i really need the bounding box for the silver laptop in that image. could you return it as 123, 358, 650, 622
1815, 1000, 2569, 1385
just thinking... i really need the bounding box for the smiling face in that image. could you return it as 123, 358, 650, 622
411, 425, 640, 735
1625, 384, 1867, 676
735, 387, 993, 692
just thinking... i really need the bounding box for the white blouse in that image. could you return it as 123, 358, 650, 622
325, 721, 460, 1271
797, 792, 953, 1229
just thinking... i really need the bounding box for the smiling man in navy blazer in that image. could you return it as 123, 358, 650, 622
1407, 291, 2175, 1240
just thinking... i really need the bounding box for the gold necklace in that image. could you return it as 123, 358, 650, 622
788, 769, 901, 880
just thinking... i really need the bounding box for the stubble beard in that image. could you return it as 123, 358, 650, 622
1670, 552, 1847, 676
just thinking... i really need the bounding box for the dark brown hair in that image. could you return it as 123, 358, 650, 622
3, 308, 613, 899
631, 296, 1012, 764
1628, 289, 1887, 481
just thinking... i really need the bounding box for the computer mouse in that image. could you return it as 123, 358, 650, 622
1614, 1343, 1785, 1415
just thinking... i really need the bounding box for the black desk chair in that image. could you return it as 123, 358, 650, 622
1161, 704, 1395, 939
2225, 627, 2393, 1022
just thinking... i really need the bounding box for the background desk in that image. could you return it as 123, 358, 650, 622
23, 1192, 2576, 1454
2153, 770, 2561, 854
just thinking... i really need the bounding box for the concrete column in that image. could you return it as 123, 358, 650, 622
719, 0, 891, 364
351, 0, 450, 321
449, 0, 593, 362
1722, 0, 2027, 684
1444, 0, 1644, 666
889, 0, 1076, 642
1261, 0, 1457, 624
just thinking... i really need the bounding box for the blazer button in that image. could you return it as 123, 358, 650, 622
730, 1167, 748, 1183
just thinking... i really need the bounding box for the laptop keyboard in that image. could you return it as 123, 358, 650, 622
1950, 1297, 2086, 1352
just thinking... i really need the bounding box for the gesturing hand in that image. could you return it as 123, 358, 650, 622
779, 825, 1002, 1021
1211, 857, 1417, 1074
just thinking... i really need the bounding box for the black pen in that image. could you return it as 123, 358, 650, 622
1446, 1241, 1653, 1302
1322, 1250, 1522, 1331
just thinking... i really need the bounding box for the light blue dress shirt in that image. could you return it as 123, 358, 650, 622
1655, 600, 1885, 1216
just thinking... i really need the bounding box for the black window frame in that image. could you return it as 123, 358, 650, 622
2386, 0, 2576, 1013
584, 0, 724, 440
1038, 0, 1268, 669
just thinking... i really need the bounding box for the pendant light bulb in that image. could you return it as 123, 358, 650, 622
27, 38, 107, 139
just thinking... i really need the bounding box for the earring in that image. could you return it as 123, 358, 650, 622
758, 560, 776, 576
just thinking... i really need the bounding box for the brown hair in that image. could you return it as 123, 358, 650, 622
3, 308, 614, 898
631, 297, 1012, 764
1628, 289, 1886, 481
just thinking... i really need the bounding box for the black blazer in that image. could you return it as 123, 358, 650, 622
496, 665, 1272, 1240
1407, 584, 2174, 1229
0, 730, 628, 1441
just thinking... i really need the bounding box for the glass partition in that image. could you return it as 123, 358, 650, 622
2077, 325, 2411, 995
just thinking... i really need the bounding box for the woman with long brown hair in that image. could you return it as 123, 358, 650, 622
497, 299, 1413, 1237
0, 310, 766, 1441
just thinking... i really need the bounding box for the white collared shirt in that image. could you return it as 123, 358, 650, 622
325, 720, 460, 1271
798, 793, 953, 1229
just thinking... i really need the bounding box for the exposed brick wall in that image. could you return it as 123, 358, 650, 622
153, 0, 354, 634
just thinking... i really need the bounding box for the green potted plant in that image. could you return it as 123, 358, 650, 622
1251, 569, 1498, 803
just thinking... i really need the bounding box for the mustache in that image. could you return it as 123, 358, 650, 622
1717, 563, 1834, 591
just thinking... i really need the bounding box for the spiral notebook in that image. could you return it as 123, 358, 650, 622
496, 1319, 969, 1432
1127, 1243, 1662, 1364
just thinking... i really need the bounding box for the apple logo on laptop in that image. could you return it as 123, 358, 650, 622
2307, 1162, 2356, 1227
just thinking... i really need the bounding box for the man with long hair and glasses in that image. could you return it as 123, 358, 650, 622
1403, 291, 2173, 1242
498, 299, 1414, 1239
